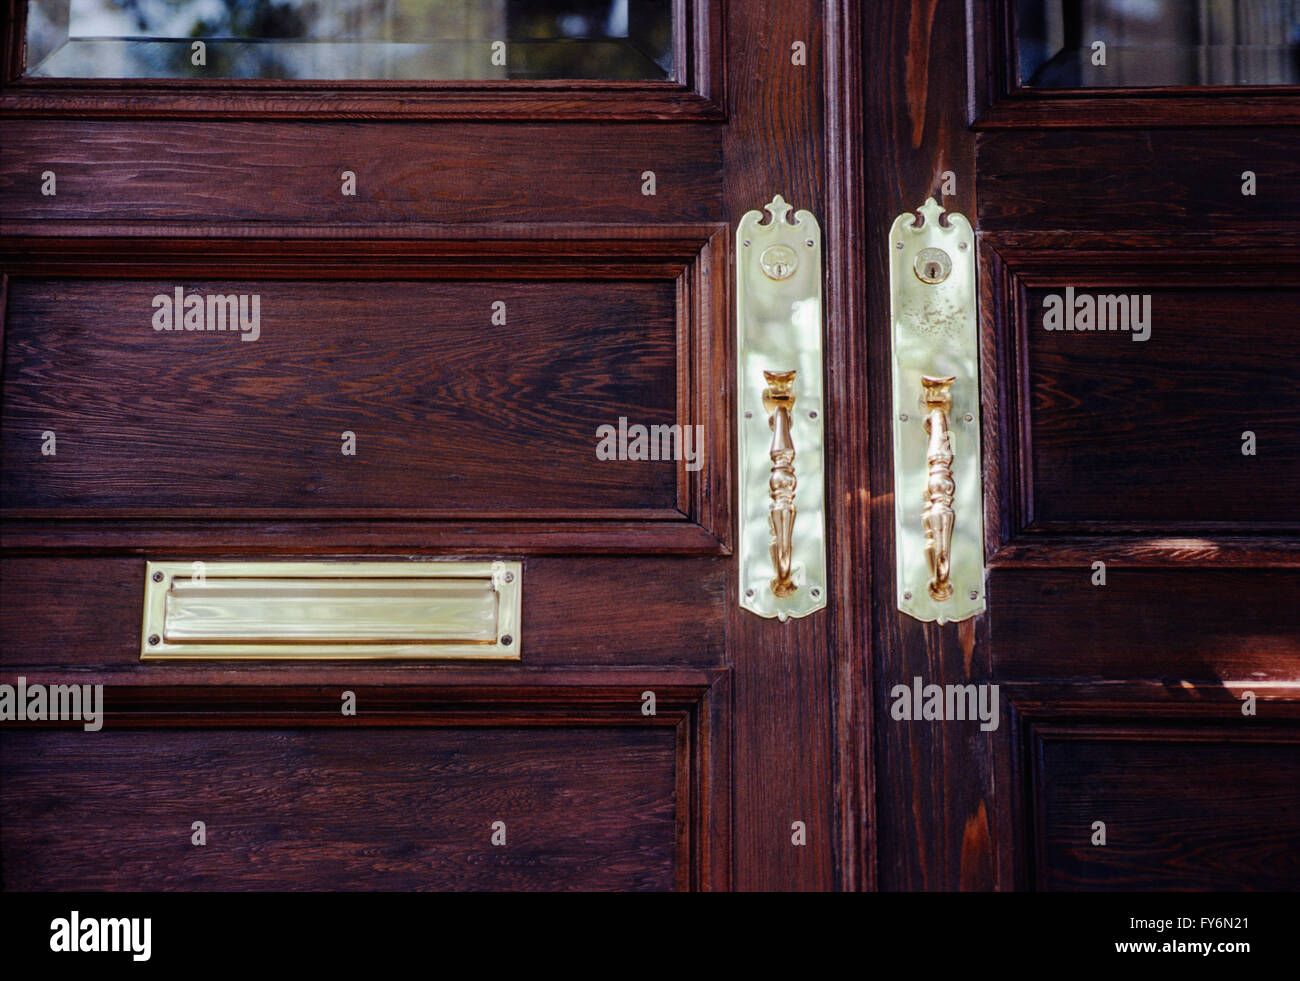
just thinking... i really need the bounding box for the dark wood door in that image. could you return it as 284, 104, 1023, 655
862, 0, 1300, 890
0, 0, 856, 892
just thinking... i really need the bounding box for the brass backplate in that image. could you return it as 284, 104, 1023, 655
141, 560, 521, 660
737, 195, 827, 621
888, 199, 986, 624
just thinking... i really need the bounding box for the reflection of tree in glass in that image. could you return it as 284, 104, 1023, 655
69, 0, 675, 80
507, 0, 673, 79
112, 0, 309, 38
108, 0, 310, 76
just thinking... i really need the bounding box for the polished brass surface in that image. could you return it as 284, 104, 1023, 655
763, 369, 798, 598
737, 195, 827, 621
921, 375, 956, 602
141, 560, 522, 660
889, 198, 986, 624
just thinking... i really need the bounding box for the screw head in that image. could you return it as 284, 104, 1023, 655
805, 239, 814, 247
151, 570, 164, 582
969, 590, 979, 601
903, 591, 913, 601
743, 239, 751, 247
811, 588, 821, 599
959, 241, 969, 250
501, 635, 513, 646
148, 634, 161, 646
809, 410, 818, 419
900, 413, 909, 422
744, 410, 753, 419
964, 413, 974, 423
895, 241, 904, 249
504, 571, 515, 583
745, 588, 755, 599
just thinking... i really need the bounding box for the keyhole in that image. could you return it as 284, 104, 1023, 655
913, 247, 951, 284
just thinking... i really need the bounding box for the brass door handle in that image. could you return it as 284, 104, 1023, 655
736, 196, 826, 621
888, 199, 986, 624
921, 375, 956, 602
763, 370, 798, 597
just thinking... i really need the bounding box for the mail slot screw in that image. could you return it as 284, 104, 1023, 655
743, 239, 751, 247
501, 635, 513, 646
969, 590, 979, 600
895, 241, 904, 249
504, 571, 515, 583
964, 413, 973, 423
902, 591, 913, 601
745, 588, 755, 599
811, 588, 821, 599
805, 239, 814, 247
959, 242, 968, 250
809, 410, 818, 419
900, 413, 909, 422
148, 634, 160, 646
152, 570, 164, 582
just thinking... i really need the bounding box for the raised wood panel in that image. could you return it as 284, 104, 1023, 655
2, 277, 678, 513
981, 243, 1300, 561
989, 568, 1300, 682
0, 228, 730, 553
1, 725, 681, 890
1031, 727, 1300, 891
0, 556, 727, 670
1022, 285, 1300, 528
0, 122, 722, 224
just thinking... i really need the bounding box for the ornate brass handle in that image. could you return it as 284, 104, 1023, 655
921, 375, 956, 602
763, 369, 798, 597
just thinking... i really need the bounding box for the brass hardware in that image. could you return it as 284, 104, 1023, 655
737, 195, 827, 621
889, 199, 986, 624
141, 560, 522, 660
914, 248, 952, 284
763, 369, 798, 598
920, 375, 956, 602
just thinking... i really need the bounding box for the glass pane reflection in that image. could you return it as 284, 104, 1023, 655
1018, 0, 1300, 87
24, 0, 675, 80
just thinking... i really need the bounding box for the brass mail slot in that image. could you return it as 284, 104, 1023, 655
141, 560, 521, 660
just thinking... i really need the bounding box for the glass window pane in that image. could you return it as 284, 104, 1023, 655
24, 0, 676, 80
1017, 0, 1300, 87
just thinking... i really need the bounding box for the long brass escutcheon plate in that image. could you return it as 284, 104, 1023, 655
889, 199, 986, 624
737, 195, 827, 621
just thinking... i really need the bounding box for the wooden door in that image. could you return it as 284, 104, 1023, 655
0, 0, 859, 892
862, 0, 1300, 890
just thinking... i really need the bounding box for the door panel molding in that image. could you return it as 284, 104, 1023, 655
0, 670, 731, 891
980, 238, 1300, 564
1, 228, 731, 554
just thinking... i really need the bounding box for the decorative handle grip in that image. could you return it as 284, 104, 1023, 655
921, 375, 956, 602
763, 369, 798, 598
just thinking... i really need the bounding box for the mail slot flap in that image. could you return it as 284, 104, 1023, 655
142, 560, 520, 660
